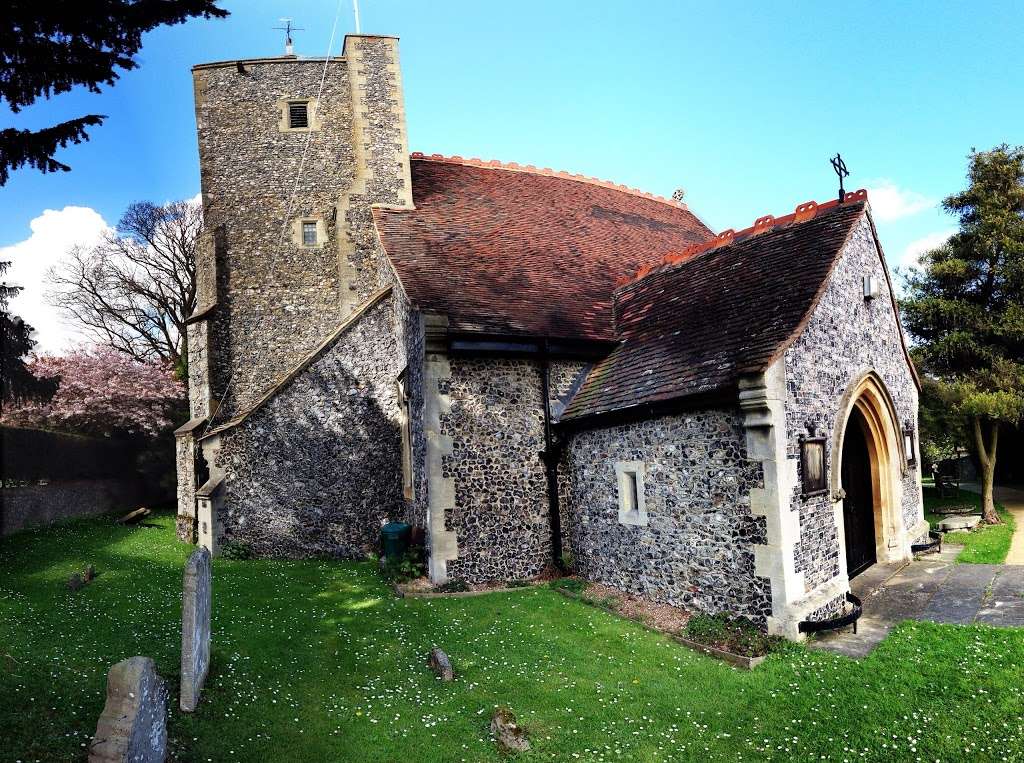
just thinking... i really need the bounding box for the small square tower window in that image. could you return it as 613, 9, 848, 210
288, 101, 309, 129
278, 98, 319, 133
302, 221, 317, 246
615, 461, 648, 526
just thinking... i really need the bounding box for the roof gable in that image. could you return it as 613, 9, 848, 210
374, 156, 713, 342
562, 199, 870, 421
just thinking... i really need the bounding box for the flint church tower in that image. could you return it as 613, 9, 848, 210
176, 36, 414, 541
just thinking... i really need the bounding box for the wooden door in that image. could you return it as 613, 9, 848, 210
841, 410, 877, 578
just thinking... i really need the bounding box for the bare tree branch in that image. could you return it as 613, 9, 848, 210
47, 199, 200, 368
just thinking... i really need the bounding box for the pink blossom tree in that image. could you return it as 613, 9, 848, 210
1, 348, 184, 437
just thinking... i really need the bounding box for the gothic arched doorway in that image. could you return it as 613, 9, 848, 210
841, 407, 877, 578
832, 372, 912, 578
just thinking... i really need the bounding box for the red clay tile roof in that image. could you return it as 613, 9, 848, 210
373, 155, 713, 342
562, 197, 871, 421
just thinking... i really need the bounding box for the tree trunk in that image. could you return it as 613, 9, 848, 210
972, 417, 1001, 524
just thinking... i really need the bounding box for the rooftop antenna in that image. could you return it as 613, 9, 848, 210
830, 153, 849, 202
274, 18, 304, 55
353, 0, 361, 34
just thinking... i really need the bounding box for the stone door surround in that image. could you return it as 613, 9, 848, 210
831, 372, 911, 573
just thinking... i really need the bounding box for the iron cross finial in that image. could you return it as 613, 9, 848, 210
274, 18, 305, 55
831, 153, 850, 202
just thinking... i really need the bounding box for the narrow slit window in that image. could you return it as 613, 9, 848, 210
288, 101, 309, 129
302, 221, 317, 246
615, 461, 647, 526
903, 426, 917, 469
626, 471, 639, 513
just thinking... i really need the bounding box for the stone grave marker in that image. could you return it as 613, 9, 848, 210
428, 646, 454, 681
116, 508, 151, 525
491, 706, 530, 753
938, 514, 981, 532
88, 656, 167, 763
180, 546, 211, 712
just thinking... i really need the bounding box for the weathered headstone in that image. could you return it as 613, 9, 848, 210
88, 656, 168, 763
491, 706, 530, 753
428, 646, 454, 681
180, 546, 211, 712
938, 514, 981, 532
116, 508, 151, 525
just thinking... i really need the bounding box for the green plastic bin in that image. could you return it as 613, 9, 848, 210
381, 521, 412, 561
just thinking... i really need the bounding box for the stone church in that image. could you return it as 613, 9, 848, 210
175, 34, 925, 638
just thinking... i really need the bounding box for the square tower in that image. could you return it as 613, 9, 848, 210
176, 35, 412, 542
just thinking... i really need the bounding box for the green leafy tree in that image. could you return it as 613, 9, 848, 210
915, 369, 967, 472
0, 0, 228, 184
901, 145, 1024, 523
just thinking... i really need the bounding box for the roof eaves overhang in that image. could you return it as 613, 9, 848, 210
447, 332, 616, 360
557, 385, 740, 434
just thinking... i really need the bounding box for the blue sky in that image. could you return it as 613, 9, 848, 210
4, 0, 1023, 351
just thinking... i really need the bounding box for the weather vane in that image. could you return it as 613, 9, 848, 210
831, 153, 849, 202
274, 18, 304, 56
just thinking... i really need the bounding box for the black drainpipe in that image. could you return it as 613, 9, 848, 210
539, 339, 566, 572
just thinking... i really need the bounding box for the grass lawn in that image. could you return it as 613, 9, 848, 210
3, 513, 1024, 761
923, 486, 1016, 564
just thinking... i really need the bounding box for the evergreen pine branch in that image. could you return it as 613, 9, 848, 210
0, 115, 105, 185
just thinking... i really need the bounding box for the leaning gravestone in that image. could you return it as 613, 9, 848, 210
180, 546, 211, 712
116, 508, 151, 525
428, 646, 454, 681
88, 656, 167, 763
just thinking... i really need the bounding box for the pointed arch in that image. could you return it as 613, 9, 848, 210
831, 371, 911, 570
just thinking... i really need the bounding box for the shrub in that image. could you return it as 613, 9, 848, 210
434, 578, 470, 593
219, 541, 252, 560
683, 613, 781, 657
381, 546, 425, 584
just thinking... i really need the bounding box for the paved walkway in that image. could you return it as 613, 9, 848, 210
810, 552, 1024, 658
960, 482, 1024, 564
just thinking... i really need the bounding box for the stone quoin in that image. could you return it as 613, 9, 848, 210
177, 33, 923, 639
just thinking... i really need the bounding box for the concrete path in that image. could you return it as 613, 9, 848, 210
961, 482, 1024, 565
810, 553, 1024, 658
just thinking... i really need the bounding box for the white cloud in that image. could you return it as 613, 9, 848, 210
865, 179, 936, 222
900, 229, 956, 269
2, 206, 110, 354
